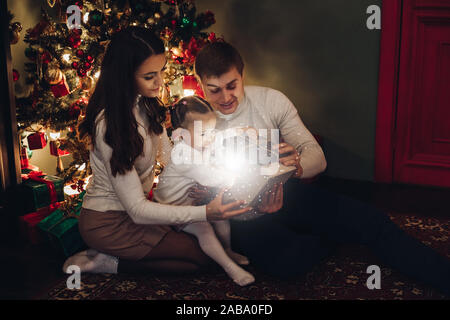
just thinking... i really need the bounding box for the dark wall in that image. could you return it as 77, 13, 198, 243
196, 0, 382, 181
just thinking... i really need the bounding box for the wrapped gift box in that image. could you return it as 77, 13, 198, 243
19, 203, 61, 245
49, 140, 70, 156
38, 191, 87, 257
19, 170, 65, 215
27, 132, 47, 150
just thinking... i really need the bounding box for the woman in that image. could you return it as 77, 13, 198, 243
63, 27, 255, 275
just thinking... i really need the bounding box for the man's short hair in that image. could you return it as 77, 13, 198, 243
194, 41, 244, 80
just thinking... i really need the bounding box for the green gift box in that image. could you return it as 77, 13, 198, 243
38, 191, 87, 257
19, 171, 65, 215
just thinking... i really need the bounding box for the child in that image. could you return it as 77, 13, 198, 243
153, 96, 255, 286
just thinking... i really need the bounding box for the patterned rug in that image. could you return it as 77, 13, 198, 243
42, 214, 449, 300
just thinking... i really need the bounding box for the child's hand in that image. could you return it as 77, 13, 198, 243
188, 184, 216, 205
206, 189, 253, 221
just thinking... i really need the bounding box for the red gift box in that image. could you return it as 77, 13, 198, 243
50, 78, 70, 98
27, 132, 47, 150
19, 202, 61, 245
50, 140, 70, 156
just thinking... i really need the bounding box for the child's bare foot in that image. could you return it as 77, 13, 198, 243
225, 248, 250, 265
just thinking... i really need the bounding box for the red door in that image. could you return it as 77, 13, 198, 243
393, 0, 450, 188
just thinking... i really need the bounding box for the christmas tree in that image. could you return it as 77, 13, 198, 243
15, 0, 218, 194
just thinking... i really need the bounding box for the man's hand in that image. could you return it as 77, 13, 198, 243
274, 142, 303, 178
257, 182, 283, 213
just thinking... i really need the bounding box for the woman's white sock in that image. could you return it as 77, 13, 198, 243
62, 250, 118, 274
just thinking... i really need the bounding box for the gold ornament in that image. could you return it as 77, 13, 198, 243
47, 0, 57, 8
10, 30, 20, 44
45, 66, 63, 85
81, 76, 94, 92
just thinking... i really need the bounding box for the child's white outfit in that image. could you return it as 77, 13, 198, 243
153, 135, 254, 286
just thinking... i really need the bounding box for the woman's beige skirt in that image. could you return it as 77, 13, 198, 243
79, 207, 172, 261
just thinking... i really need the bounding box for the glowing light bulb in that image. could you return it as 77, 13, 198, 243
94, 71, 101, 79
171, 47, 182, 56
183, 89, 195, 97
49, 131, 61, 140
78, 163, 86, 171
64, 185, 80, 196
62, 53, 71, 63
83, 12, 89, 24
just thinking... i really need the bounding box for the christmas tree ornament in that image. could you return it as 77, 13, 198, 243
160, 27, 174, 41
69, 104, 81, 119
25, 47, 37, 61
13, 69, 20, 82
44, 66, 63, 85
77, 67, 87, 77
71, 61, 79, 69
80, 75, 94, 92
83, 61, 92, 70
47, 0, 57, 8
27, 132, 47, 150
88, 9, 104, 27
75, 49, 84, 58
9, 22, 22, 45
86, 55, 94, 63
67, 31, 82, 48
41, 51, 52, 64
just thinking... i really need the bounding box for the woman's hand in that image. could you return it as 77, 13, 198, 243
205, 189, 253, 221
257, 182, 284, 213
275, 142, 303, 178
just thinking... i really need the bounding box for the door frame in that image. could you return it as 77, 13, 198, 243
0, 0, 21, 192
374, 0, 403, 183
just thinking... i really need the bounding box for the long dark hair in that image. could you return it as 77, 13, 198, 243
169, 95, 213, 130
78, 27, 166, 177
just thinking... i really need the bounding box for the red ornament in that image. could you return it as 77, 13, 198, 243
67, 31, 81, 48
86, 55, 94, 63
75, 49, 84, 58
83, 61, 92, 69
69, 105, 81, 119
13, 69, 19, 82
77, 68, 87, 77
41, 51, 52, 64
27, 132, 47, 150
71, 61, 79, 69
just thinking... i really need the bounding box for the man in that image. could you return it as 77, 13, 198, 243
191, 41, 450, 294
